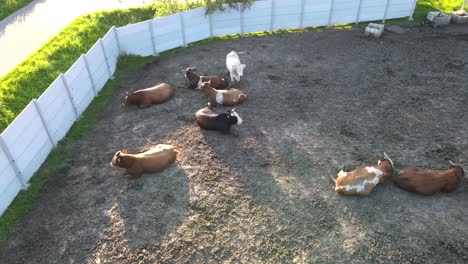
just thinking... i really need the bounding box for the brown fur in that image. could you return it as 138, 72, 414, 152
189, 76, 227, 90
333, 159, 393, 196
125, 83, 175, 108
110, 144, 178, 179
395, 165, 464, 195
197, 81, 246, 106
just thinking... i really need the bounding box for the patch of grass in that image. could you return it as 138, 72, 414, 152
0, 2, 203, 133
414, 0, 465, 21
0, 0, 33, 21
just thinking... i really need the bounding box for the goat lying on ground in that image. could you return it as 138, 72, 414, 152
226, 51, 246, 87
110, 144, 178, 179
395, 161, 465, 195
197, 80, 246, 106
195, 107, 242, 133
124, 83, 175, 108
330, 153, 394, 196
184, 67, 228, 89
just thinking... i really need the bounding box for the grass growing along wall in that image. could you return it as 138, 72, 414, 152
414, 0, 466, 21
0, 2, 202, 132
0, 0, 34, 21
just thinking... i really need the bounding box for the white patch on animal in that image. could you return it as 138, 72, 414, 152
336, 167, 382, 193
365, 166, 383, 177
337, 170, 348, 177
110, 162, 116, 168
197, 76, 204, 87
216, 91, 224, 105
231, 110, 243, 125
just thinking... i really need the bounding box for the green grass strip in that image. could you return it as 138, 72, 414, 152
0, 2, 203, 132
0, 0, 34, 21
414, 0, 465, 21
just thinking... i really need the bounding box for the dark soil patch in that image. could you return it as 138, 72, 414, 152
1, 24, 468, 263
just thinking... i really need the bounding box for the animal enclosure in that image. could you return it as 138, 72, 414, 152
0, 0, 418, 216
1, 24, 467, 263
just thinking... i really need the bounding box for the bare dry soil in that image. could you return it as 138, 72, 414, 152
1, 24, 467, 264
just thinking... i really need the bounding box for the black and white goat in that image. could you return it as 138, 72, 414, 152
195, 107, 242, 133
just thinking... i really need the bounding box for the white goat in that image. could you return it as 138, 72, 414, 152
226, 51, 246, 87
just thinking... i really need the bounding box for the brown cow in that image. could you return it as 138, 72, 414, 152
184, 67, 228, 89
125, 83, 175, 108
196, 80, 246, 107
395, 161, 465, 195
330, 153, 394, 196
110, 144, 178, 179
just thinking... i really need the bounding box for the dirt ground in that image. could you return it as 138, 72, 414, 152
1, 23, 467, 264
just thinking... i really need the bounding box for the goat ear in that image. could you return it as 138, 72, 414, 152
122, 149, 127, 154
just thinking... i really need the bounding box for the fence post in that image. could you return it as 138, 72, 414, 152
99, 38, 113, 80
32, 99, 56, 147
0, 135, 29, 190
240, 6, 245, 36
60, 73, 79, 119
270, 0, 276, 31
328, 0, 334, 27
112, 26, 121, 54
148, 20, 158, 56
209, 13, 214, 37
355, 0, 362, 24
180, 12, 187, 47
82, 54, 97, 96
408, 0, 418, 20
382, 0, 391, 23
300, 0, 305, 28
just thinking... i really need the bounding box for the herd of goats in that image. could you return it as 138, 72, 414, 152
110, 51, 466, 197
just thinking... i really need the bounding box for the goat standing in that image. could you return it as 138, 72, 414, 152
226, 51, 246, 88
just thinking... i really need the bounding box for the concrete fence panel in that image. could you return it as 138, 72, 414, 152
63, 56, 96, 115
1, 102, 53, 182
37, 76, 77, 144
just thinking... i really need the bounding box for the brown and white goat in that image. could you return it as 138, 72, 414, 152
184, 67, 228, 89
110, 144, 178, 179
125, 83, 175, 108
395, 161, 465, 195
197, 80, 246, 107
330, 153, 394, 196
195, 107, 242, 133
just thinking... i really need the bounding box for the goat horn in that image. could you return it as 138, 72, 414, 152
329, 174, 337, 183
448, 161, 466, 174
383, 152, 394, 168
